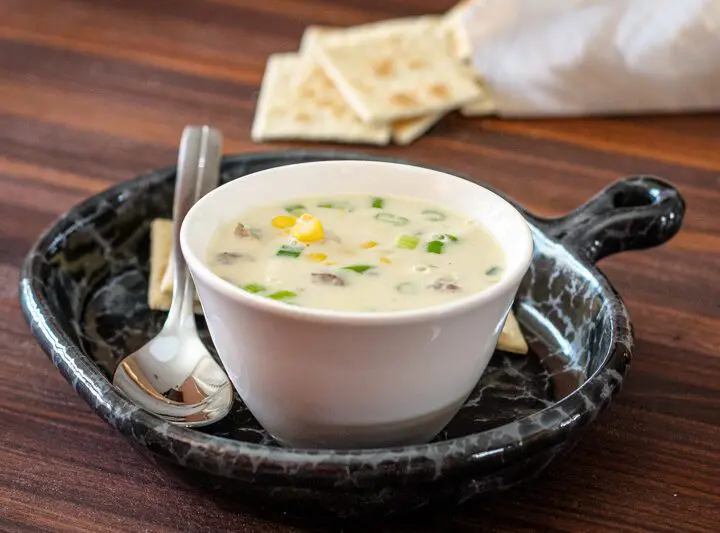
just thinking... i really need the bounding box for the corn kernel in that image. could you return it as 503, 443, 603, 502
307, 253, 328, 262
291, 214, 324, 242
361, 241, 377, 249
272, 215, 297, 229
380, 257, 392, 264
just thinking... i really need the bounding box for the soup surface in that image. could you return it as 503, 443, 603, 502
205, 194, 505, 312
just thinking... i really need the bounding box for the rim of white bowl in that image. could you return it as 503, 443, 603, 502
180, 160, 534, 326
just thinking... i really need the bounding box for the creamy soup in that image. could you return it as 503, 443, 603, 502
205, 195, 505, 312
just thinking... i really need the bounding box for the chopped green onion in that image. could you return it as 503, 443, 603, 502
284, 204, 305, 215
396, 282, 417, 294
374, 212, 409, 226
342, 264, 375, 274
422, 209, 446, 222
268, 290, 297, 300
433, 233, 459, 243
396, 234, 419, 250
276, 244, 304, 258
371, 197, 384, 209
318, 201, 352, 210
486, 266, 502, 276
426, 240, 445, 254
242, 283, 266, 294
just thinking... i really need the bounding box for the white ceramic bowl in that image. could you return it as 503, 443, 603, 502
180, 160, 533, 449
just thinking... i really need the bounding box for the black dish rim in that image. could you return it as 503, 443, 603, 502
19, 149, 676, 487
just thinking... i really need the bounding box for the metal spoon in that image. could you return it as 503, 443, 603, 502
113, 126, 233, 427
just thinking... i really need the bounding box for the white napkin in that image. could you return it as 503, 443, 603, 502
461, 0, 720, 117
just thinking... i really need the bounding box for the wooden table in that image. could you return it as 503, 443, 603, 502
1, 1, 718, 531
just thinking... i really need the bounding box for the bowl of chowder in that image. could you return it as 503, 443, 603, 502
180, 160, 533, 449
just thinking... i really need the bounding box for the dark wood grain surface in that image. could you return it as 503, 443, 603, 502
1, 1, 719, 531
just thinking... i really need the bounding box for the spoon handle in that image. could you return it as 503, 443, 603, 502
167, 126, 223, 328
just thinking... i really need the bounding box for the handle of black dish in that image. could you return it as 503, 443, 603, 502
536, 176, 685, 264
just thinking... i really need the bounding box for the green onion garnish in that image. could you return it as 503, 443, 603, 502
242, 283, 266, 294
284, 204, 305, 215
342, 264, 375, 274
374, 212, 409, 226
268, 290, 297, 300
276, 244, 304, 258
318, 201, 352, 210
486, 266, 502, 276
433, 233, 459, 243
426, 240, 445, 254
422, 209, 446, 222
396, 234, 419, 250
371, 197, 384, 209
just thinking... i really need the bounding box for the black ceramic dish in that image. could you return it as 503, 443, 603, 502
20, 151, 684, 519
